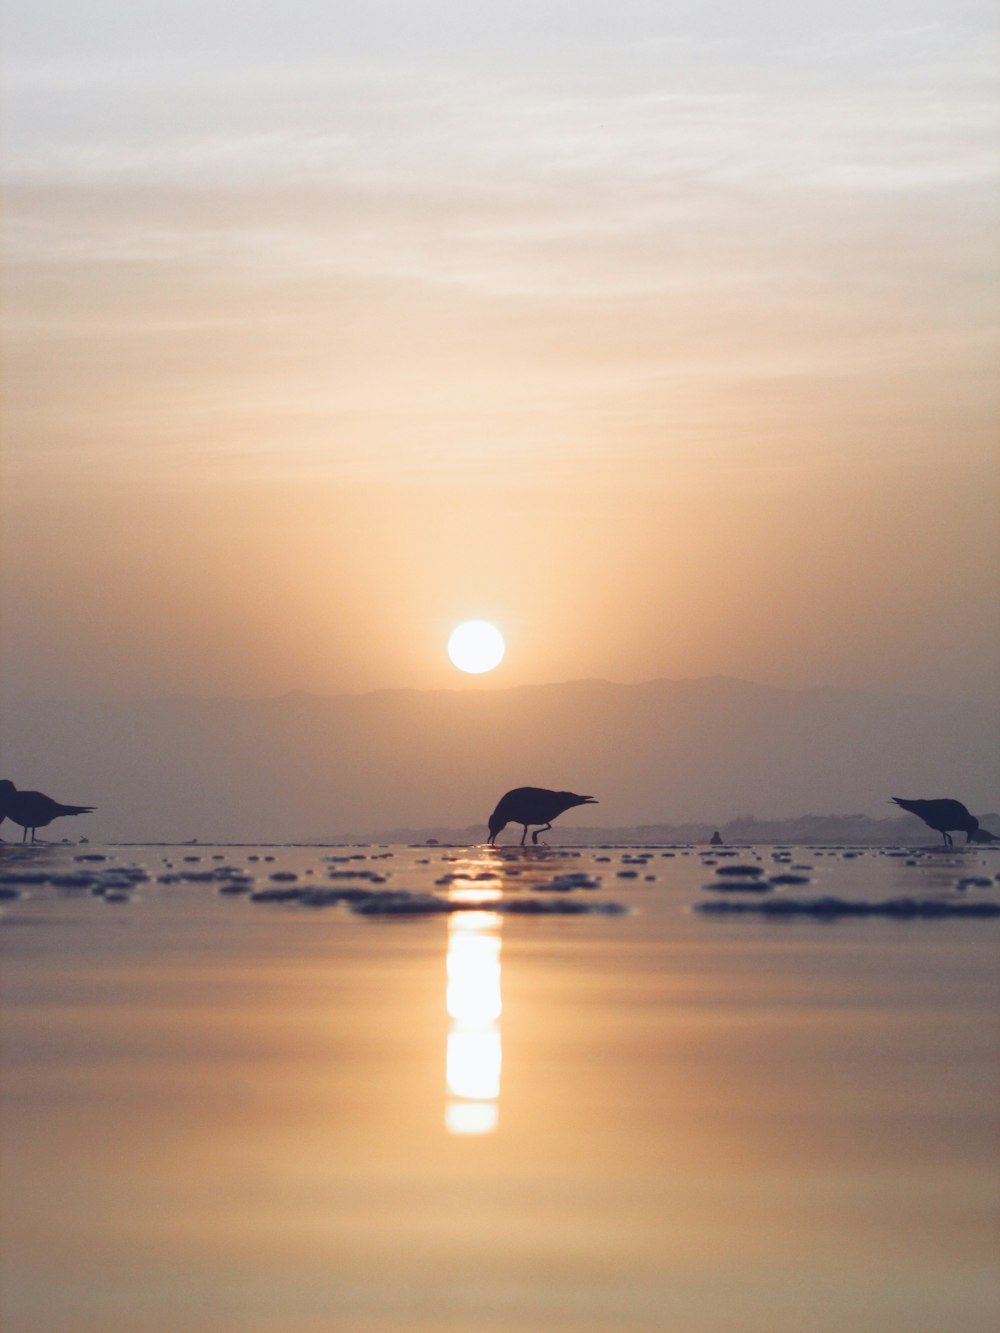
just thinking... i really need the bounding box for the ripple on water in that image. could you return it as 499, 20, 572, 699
695, 896, 1000, 919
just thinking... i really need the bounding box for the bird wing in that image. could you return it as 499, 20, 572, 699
892, 797, 972, 830
492, 787, 597, 824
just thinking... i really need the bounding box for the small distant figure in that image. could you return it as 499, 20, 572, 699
0, 779, 95, 843
710, 831, 724, 847
488, 786, 597, 846
891, 796, 998, 847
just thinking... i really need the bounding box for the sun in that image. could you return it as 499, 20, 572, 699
448, 621, 505, 674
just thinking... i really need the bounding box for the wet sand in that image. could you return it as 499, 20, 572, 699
2, 842, 998, 1332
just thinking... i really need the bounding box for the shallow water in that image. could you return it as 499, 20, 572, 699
2, 841, 999, 1333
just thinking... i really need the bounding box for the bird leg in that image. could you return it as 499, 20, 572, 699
531, 822, 552, 845
519, 825, 527, 846
942, 831, 952, 847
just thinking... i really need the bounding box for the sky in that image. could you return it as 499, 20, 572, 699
2, 0, 998, 707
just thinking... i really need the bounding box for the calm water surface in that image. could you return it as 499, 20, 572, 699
2, 841, 998, 1333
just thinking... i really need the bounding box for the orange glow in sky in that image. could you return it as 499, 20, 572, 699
1, 1, 997, 711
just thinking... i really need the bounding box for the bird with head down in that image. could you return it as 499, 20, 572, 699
891, 796, 998, 847
487, 786, 597, 846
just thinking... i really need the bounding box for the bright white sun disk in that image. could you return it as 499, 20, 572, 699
448, 621, 505, 674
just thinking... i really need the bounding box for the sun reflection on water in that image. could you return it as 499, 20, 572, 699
444, 876, 503, 1135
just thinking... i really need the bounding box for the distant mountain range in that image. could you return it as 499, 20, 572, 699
362, 812, 1000, 848
1, 676, 997, 843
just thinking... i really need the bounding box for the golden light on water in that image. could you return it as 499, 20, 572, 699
445, 1101, 499, 1136
444, 881, 503, 1135
446, 1028, 502, 1100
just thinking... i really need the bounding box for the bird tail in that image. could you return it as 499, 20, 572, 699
58, 804, 95, 817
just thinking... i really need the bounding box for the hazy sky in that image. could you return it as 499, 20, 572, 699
2, 1, 998, 705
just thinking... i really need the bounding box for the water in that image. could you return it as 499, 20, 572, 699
2, 841, 998, 1332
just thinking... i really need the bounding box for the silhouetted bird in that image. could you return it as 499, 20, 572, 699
488, 787, 597, 846
0, 780, 95, 842
891, 796, 998, 847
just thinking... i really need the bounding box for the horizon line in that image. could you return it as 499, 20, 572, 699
0, 673, 987, 710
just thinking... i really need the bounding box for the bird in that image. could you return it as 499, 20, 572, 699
487, 787, 597, 846
891, 796, 998, 847
0, 780, 95, 842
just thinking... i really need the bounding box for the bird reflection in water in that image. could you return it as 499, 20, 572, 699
444, 865, 503, 1135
